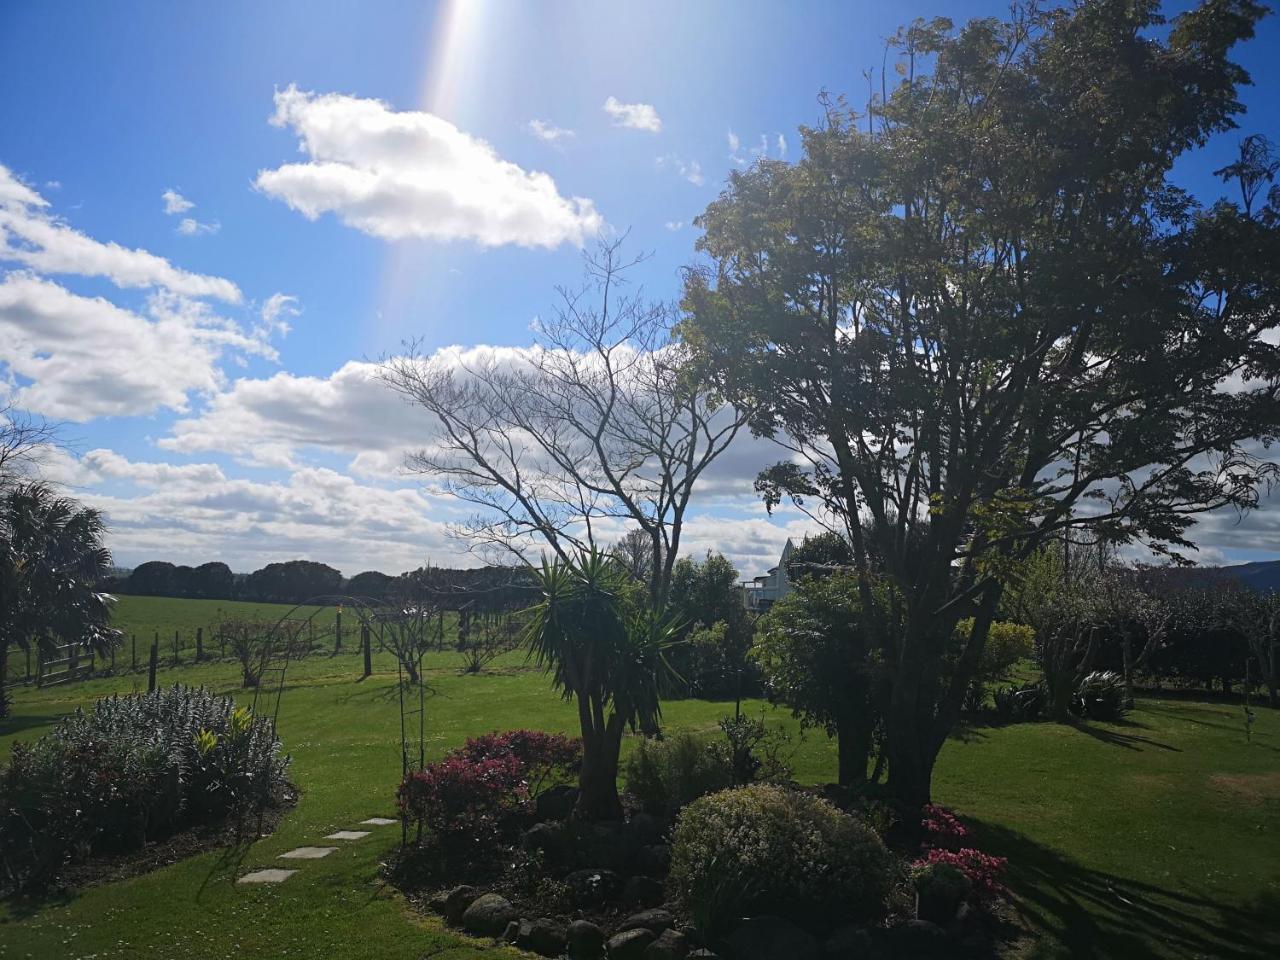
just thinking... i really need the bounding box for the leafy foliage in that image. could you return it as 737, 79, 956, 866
1074, 670, 1129, 721
624, 731, 734, 817
668, 783, 891, 935
0, 685, 289, 893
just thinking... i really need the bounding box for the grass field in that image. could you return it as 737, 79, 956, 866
1, 595, 1277, 960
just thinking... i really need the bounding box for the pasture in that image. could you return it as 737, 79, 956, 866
0, 595, 1277, 959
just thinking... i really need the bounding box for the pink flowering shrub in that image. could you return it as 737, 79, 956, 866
397, 729, 581, 852
912, 846, 1008, 902
921, 803, 970, 848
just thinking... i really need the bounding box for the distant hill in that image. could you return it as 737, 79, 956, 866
1209, 559, 1280, 593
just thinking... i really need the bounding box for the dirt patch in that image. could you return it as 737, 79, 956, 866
1208, 772, 1280, 805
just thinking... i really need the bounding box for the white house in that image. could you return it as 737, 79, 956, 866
741, 538, 795, 612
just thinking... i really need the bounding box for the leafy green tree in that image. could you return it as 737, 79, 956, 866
668, 552, 755, 700
755, 572, 883, 786
785, 532, 853, 581
243, 559, 342, 603
682, 1, 1280, 805
524, 550, 679, 819
0, 483, 120, 716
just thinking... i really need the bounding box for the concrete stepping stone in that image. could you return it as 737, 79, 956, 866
279, 846, 338, 860
361, 817, 397, 826
325, 830, 371, 840
238, 868, 297, 884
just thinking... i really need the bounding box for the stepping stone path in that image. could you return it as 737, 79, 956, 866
238, 868, 297, 884
236, 816, 397, 884
279, 846, 337, 860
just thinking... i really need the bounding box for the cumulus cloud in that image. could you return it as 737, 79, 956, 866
259, 292, 300, 337
664, 221, 684, 231
603, 96, 662, 133
177, 217, 219, 236
255, 85, 603, 248
162, 189, 194, 215
52, 449, 464, 575
0, 165, 240, 301
0, 273, 276, 420
528, 118, 574, 144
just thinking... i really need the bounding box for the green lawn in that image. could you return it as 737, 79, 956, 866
1, 597, 1277, 959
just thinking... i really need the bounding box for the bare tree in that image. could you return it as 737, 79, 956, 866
0, 403, 59, 490
380, 240, 748, 606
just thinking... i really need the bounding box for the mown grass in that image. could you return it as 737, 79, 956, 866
0, 596, 1277, 959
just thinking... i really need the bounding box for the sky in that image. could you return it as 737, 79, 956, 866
3, 0, 1280, 580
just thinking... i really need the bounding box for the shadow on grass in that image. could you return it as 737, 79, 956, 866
972, 819, 1280, 960
0, 712, 66, 738
1069, 721, 1181, 752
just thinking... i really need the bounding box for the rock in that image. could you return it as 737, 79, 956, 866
622, 874, 665, 908
577, 822, 632, 870
426, 890, 450, 916
460, 893, 518, 937
608, 927, 656, 960
687, 951, 720, 959
441, 884, 479, 924
822, 924, 872, 958
565, 868, 624, 906
636, 843, 671, 876
536, 783, 580, 821
518, 917, 569, 957
724, 915, 819, 960
568, 919, 606, 958
884, 919, 947, 958
644, 928, 689, 959
625, 812, 665, 846
502, 920, 522, 944
618, 908, 674, 935
523, 821, 571, 862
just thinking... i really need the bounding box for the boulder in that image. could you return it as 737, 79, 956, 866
622, 874, 665, 908
625, 812, 665, 846
518, 917, 569, 957
822, 924, 872, 958
724, 915, 819, 960
565, 868, 624, 907
426, 890, 450, 916
502, 920, 522, 944
460, 893, 518, 937
441, 884, 479, 924
536, 784, 580, 821
644, 928, 689, 960
687, 951, 721, 959
636, 843, 671, 876
523, 821, 571, 861
568, 919, 607, 959
883, 919, 947, 958
618, 908, 674, 935
608, 928, 656, 960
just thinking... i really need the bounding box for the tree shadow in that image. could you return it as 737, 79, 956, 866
1069, 721, 1180, 752
970, 819, 1280, 959
0, 712, 65, 738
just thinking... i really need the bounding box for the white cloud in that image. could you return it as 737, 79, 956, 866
0, 165, 240, 302
603, 96, 662, 133
657, 154, 704, 186
727, 130, 788, 168
528, 118, 575, 144
259, 292, 300, 337
664, 221, 684, 231
727, 130, 740, 153
52, 449, 463, 575
162, 188, 194, 215
255, 85, 603, 248
777, 133, 787, 157
177, 217, 219, 236
0, 273, 276, 421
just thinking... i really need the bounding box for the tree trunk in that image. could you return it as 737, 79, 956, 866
0, 641, 9, 719
1122, 630, 1135, 707
836, 710, 871, 788
885, 661, 933, 811
575, 718, 624, 820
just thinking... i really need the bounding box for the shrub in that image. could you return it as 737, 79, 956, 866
993, 681, 1047, 723
921, 803, 971, 848
0, 685, 289, 893
669, 783, 891, 935
398, 753, 527, 854
912, 847, 1007, 902
956, 618, 1035, 712
1074, 670, 1128, 721
718, 714, 793, 786
624, 731, 734, 816
399, 729, 582, 855
911, 860, 972, 922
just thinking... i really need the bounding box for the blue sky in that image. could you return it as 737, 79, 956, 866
3, 0, 1280, 578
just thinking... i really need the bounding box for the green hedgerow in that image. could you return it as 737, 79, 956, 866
668, 783, 892, 935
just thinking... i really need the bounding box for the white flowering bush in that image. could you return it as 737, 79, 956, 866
668, 783, 891, 935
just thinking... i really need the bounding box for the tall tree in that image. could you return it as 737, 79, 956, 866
380, 241, 747, 607
682, 1, 1280, 805
0, 483, 119, 716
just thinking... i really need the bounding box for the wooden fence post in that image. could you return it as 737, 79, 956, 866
362, 624, 372, 679
148, 641, 159, 692
173, 629, 179, 666
196, 627, 204, 661
131, 633, 137, 671
334, 610, 343, 655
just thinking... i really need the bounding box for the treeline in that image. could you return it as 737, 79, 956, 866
106, 559, 537, 607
